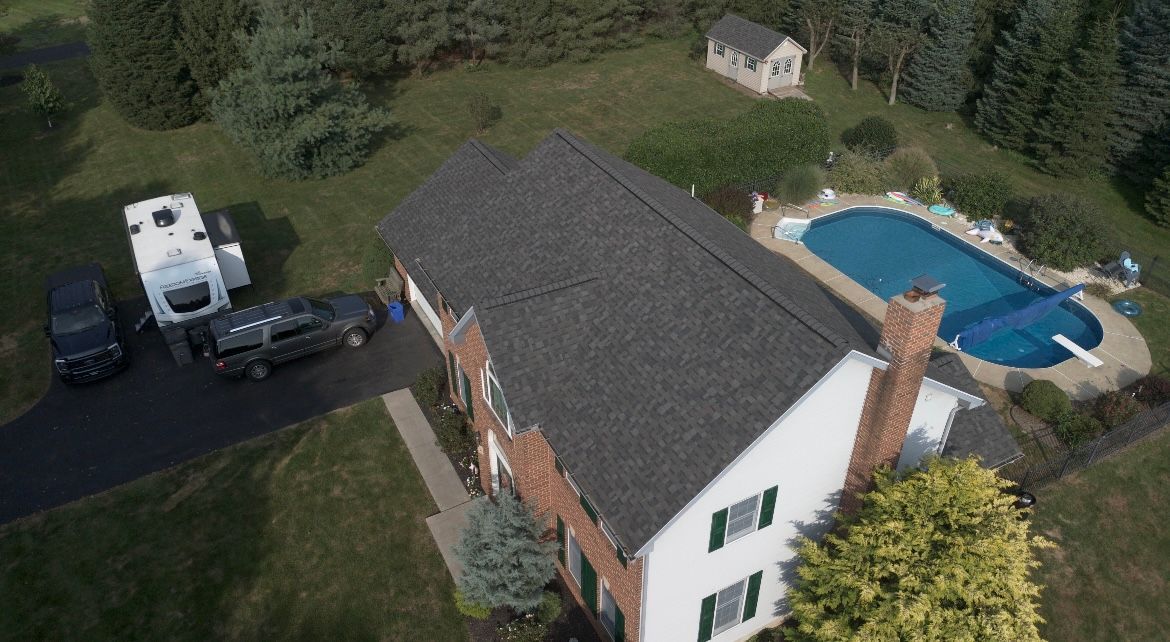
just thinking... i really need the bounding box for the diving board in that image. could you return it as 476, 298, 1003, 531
1052, 334, 1103, 368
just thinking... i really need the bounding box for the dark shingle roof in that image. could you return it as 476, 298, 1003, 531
378, 130, 874, 550
705, 14, 796, 60
929, 353, 1023, 468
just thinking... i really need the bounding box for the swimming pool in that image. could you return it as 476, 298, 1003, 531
801, 207, 1104, 368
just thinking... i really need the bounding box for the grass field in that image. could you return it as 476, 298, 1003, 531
0, 0, 86, 52
0, 39, 755, 423
0, 399, 468, 640
1032, 427, 1170, 642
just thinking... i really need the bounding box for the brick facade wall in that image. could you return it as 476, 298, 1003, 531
840, 293, 945, 513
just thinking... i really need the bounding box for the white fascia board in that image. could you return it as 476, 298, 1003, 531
922, 377, 985, 408
449, 305, 477, 345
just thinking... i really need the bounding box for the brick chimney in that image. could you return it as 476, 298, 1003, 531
840, 276, 946, 514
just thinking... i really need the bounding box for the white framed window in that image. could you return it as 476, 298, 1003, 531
770, 61, 781, 77
725, 495, 759, 543
712, 579, 747, 636
784, 58, 793, 74
709, 486, 777, 552
481, 360, 512, 435
745, 57, 757, 72
714, 42, 724, 57
600, 581, 618, 638
568, 529, 583, 583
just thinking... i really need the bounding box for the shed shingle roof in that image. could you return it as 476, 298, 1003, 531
705, 14, 798, 60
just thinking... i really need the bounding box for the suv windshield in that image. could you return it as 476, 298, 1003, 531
164, 282, 212, 314
306, 298, 335, 321
52, 305, 107, 335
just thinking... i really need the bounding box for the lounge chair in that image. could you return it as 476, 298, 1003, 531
1100, 251, 1131, 281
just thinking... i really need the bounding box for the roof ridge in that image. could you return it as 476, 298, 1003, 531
550, 129, 851, 348
468, 139, 513, 175
483, 271, 603, 309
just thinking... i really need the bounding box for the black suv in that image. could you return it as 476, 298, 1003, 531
44, 263, 129, 383
209, 295, 376, 381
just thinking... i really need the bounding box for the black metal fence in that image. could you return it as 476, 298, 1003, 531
999, 402, 1170, 489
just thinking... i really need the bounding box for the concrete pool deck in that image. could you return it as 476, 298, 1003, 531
751, 197, 1152, 400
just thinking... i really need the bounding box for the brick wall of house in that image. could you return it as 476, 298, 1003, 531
433, 294, 643, 642
840, 292, 946, 513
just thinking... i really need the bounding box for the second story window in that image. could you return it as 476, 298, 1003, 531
482, 361, 511, 434
708, 485, 778, 552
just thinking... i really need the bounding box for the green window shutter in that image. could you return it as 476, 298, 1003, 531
708, 508, 728, 552
615, 604, 626, 642
447, 352, 456, 392
697, 593, 717, 642
555, 456, 564, 475
461, 370, 474, 420
742, 570, 763, 620
581, 555, 598, 613
757, 486, 778, 529
580, 495, 599, 524
556, 516, 565, 565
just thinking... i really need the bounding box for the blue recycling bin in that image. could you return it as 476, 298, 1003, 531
388, 301, 405, 324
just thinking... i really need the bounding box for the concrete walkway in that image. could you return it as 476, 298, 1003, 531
382, 389, 475, 580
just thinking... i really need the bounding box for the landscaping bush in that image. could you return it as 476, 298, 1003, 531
775, 164, 824, 206
455, 589, 492, 619
1134, 374, 1170, 407
748, 626, 784, 642
1020, 380, 1071, 422
702, 185, 752, 227
947, 172, 1013, 218
497, 614, 548, 642
467, 92, 501, 132
625, 99, 831, 196
1054, 411, 1103, 448
536, 590, 562, 623
883, 147, 938, 191
413, 366, 445, 407
912, 176, 944, 205
1095, 390, 1142, 429
842, 116, 898, 158
827, 150, 886, 195
1016, 194, 1105, 271
436, 409, 474, 454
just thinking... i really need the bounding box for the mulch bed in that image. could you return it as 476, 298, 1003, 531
410, 384, 483, 499
467, 573, 604, 642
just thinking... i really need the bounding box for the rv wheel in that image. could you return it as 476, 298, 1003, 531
343, 328, 367, 348
245, 359, 272, 382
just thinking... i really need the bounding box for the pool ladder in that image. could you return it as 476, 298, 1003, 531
1015, 257, 1048, 290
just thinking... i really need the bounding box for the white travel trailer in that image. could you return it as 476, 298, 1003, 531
123, 193, 251, 326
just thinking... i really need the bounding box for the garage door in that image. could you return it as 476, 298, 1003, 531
407, 274, 443, 338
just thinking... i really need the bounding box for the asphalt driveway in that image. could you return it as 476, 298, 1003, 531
0, 295, 441, 524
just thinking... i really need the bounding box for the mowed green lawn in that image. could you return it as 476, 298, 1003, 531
0, 399, 468, 640
0, 0, 87, 52
1032, 427, 1170, 642
0, 39, 756, 423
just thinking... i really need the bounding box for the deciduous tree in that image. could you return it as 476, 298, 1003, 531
870, 0, 931, 105
452, 0, 505, 64
794, 0, 839, 69
832, 0, 874, 91
1109, 0, 1170, 186
454, 494, 556, 613
786, 458, 1051, 642
21, 64, 63, 127
395, 0, 452, 75
899, 0, 976, 111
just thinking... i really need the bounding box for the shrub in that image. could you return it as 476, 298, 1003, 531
1054, 411, 1103, 448
436, 409, 474, 454
1095, 390, 1142, 429
1134, 374, 1170, 407
455, 590, 492, 619
467, 92, 501, 132
455, 494, 556, 612
497, 614, 548, 642
413, 366, 445, 407
947, 172, 1013, 218
828, 150, 886, 195
749, 626, 784, 642
1019, 380, 1071, 422
626, 99, 831, 196
536, 590, 562, 623
842, 116, 898, 158
1016, 194, 1105, 271
884, 147, 938, 191
702, 185, 752, 224
776, 164, 824, 206
912, 176, 944, 205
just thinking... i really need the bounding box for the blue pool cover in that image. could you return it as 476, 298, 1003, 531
801, 207, 1104, 368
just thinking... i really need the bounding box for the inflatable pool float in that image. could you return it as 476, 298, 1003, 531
928, 204, 955, 217
886, 191, 924, 206
1112, 299, 1142, 317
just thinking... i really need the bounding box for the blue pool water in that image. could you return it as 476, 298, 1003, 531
801, 207, 1103, 368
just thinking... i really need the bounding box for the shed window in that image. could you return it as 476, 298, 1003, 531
771, 61, 781, 77
714, 42, 725, 57
745, 57, 757, 72
784, 58, 793, 74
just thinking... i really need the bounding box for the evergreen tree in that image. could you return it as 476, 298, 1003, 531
899, 0, 976, 111
1109, 0, 1170, 186
210, 7, 392, 180
870, 0, 932, 105
1146, 164, 1170, 226
395, 0, 452, 76
452, 0, 506, 64
968, 0, 1023, 97
1034, 16, 1122, 177
88, 0, 199, 130
832, 0, 874, 91
21, 64, 64, 128
303, 0, 398, 75
974, 0, 1081, 152
453, 494, 556, 613
178, 0, 254, 112
786, 458, 1052, 642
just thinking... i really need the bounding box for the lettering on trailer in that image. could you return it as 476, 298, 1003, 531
159, 270, 212, 291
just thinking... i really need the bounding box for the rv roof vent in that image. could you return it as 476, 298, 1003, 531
152, 208, 176, 227
129, 224, 141, 235
193, 231, 207, 241
166, 248, 182, 257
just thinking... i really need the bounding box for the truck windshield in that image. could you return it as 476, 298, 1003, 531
306, 298, 335, 321
52, 305, 107, 335
164, 282, 212, 313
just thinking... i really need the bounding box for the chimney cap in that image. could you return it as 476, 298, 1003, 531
910, 274, 945, 296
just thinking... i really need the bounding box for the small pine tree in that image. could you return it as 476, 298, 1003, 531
1109, 0, 1170, 186
305, 0, 399, 75
89, 0, 199, 130
177, 0, 255, 111
1146, 164, 1170, 227
452, 0, 506, 64
395, 0, 451, 76
21, 64, 63, 128
1034, 17, 1122, 177
899, 0, 976, 111
454, 494, 556, 613
210, 7, 392, 180
786, 458, 1052, 642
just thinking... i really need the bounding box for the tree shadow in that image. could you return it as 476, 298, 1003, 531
772, 489, 841, 617
208, 201, 300, 307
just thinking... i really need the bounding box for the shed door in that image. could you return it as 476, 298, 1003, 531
407, 273, 442, 336
769, 57, 794, 89
729, 50, 739, 80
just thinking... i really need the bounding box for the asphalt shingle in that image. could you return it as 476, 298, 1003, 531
705, 14, 794, 60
